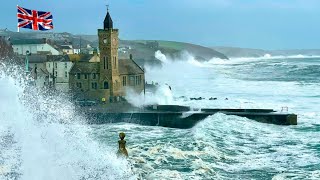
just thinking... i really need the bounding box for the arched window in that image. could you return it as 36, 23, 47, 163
104, 81, 109, 89
106, 57, 109, 69
104, 56, 109, 69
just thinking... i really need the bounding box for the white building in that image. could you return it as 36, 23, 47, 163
28, 55, 73, 92
46, 55, 74, 92
59, 45, 74, 55
28, 55, 50, 88
12, 38, 61, 55
73, 48, 81, 54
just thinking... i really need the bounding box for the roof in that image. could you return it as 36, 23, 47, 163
32, 67, 49, 75
26, 55, 47, 63
69, 62, 99, 74
89, 54, 100, 62
47, 55, 70, 62
11, 38, 47, 45
68, 54, 92, 62
39, 67, 49, 75
104, 11, 113, 29
119, 59, 144, 75
59, 45, 72, 50
23, 55, 71, 63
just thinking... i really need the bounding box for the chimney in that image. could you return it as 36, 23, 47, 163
129, 54, 133, 60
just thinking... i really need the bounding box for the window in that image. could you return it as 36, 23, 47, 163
55, 71, 57, 77
49, 63, 50, 68
135, 76, 142, 85
104, 56, 108, 69
107, 57, 109, 69
91, 82, 98, 89
55, 63, 57, 68
122, 76, 127, 86
129, 76, 135, 86
65, 72, 68, 78
104, 81, 109, 89
65, 63, 67, 69
93, 73, 96, 79
84, 74, 88, 79
77, 73, 80, 79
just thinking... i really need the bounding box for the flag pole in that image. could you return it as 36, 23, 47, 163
17, 5, 20, 32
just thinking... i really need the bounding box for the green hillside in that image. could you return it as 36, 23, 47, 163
117, 40, 229, 67
0, 30, 229, 67
135, 40, 228, 60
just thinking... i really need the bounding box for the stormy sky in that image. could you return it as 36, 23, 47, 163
1, 0, 320, 49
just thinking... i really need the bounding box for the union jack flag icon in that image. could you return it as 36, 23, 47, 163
17, 6, 53, 31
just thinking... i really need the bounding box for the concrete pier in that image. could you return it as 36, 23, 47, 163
82, 105, 298, 129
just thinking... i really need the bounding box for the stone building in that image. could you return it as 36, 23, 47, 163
69, 10, 145, 102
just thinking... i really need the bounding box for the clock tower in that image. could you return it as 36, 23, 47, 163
98, 8, 121, 100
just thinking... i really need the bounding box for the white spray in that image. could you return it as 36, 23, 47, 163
0, 63, 135, 180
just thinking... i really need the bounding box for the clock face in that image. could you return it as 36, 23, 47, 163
113, 38, 117, 43
103, 38, 108, 44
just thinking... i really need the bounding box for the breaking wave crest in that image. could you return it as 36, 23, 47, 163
193, 113, 320, 179
154, 50, 320, 67
0, 62, 135, 180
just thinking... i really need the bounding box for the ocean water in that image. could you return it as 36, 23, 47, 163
0, 53, 320, 180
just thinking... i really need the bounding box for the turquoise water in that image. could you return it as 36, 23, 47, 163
91, 56, 320, 179
0, 56, 320, 179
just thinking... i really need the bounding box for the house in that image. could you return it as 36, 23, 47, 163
80, 46, 97, 55
59, 45, 74, 55
73, 45, 81, 54
46, 55, 74, 92
27, 55, 50, 88
11, 38, 60, 55
69, 9, 145, 102
27, 54, 73, 92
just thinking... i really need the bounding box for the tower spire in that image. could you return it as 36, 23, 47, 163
104, 4, 113, 29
